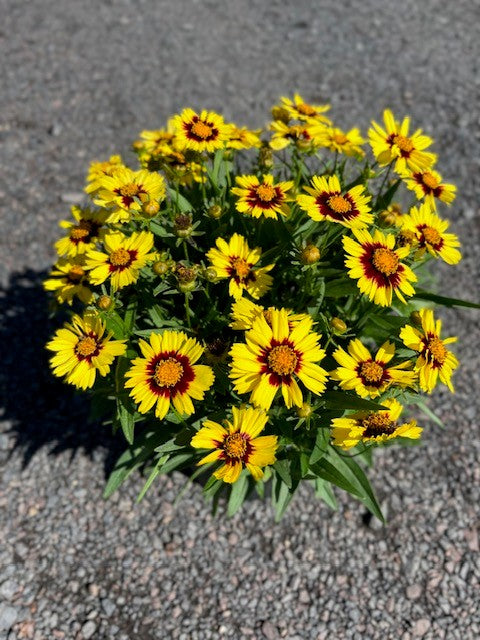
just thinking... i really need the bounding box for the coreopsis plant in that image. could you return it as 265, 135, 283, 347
45, 97, 478, 521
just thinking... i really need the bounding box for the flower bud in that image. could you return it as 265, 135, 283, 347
258, 146, 274, 169
207, 204, 223, 219
142, 201, 160, 217
203, 267, 217, 282
330, 317, 347, 335
174, 213, 193, 238
378, 203, 403, 228
301, 244, 321, 265
176, 264, 197, 284
297, 403, 313, 419
271, 106, 290, 123
97, 295, 113, 311
410, 311, 422, 326
178, 280, 197, 293
152, 260, 170, 276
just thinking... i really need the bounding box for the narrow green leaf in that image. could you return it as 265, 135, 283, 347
313, 478, 337, 510
271, 473, 295, 522
157, 452, 194, 475
310, 458, 362, 497
273, 459, 292, 488
136, 454, 168, 503
323, 391, 388, 411
167, 187, 192, 213
104, 312, 125, 339
309, 428, 330, 465
227, 473, 249, 517
116, 396, 135, 445
149, 220, 171, 237
324, 278, 358, 297
413, 289, 480, 309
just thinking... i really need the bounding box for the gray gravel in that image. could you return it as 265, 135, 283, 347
1, 0, 480, 638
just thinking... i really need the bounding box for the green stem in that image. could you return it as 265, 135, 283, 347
184, 293, 192, 330
375, 162, 393, 208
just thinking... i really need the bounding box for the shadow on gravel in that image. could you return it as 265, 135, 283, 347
0, 269, 123, 475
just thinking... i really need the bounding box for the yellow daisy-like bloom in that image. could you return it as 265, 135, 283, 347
46, 313, 126, 390
230, 308, 328, 410
124, 331, 214, 420
400, 168, 457, 209
378, 202, 405, 227
269, 121, 317, 151
227, 125, 262, 150
85, 231, 156, 291
230, 297, 308, 331
43, 257, 92, 305
55, 206, 108, 258
86, 154, 124, 193
173, 108, 231, 153
94, 167, 166, 223
400, 309, 458, 393
206, 233, 274, 299
331, 398, 422, 449
297, 174, 373, 229
343, 228, 417, 306
191, 406, 278, 483
368, 109, 436, 172
231, 174, 294, 219
279, 93, 331, 123
331, 339, 416, 398
400, 203, 461, 264
306, 125, 365, 158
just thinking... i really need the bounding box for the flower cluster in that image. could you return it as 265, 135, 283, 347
45, 96, 474, 520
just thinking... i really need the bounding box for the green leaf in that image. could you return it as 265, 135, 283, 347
323, 391, 388, 411
273, 459, 292, 488
167, 187, 192, 213
157, 452, 194, 475
309, 428, 330, 465
227, 472, 249, 517
136, 455, 168, 503
324, 278, 358, 297
413, 290, 480, 309
376, 178, 401, 210
104, 312, 125, 339
313, 478, 337, 510
310, 457, 361, 497
116, 396, 136, 445
149, 220, 171, 237
271, 473, 295, 522
208, 149, 226, 189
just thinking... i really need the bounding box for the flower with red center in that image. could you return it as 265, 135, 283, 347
368, 109, 436, 172
231, 174, 294, 219
124, 331, 214, 420
173, 108, 231, 153
206, 233, 274, 299
331, 339, 416, 398
399, 167, 456, 210
46, 313, 126, 390
278, 93, 331, 123
191, 406, 278, 483
85, 231, 156, 290
269, 121, 316, 151
400, 308, 458, 393
55, 206, 108, 258
85, 154, 124, 193
229, 308, 328, 410
229, 297, 308, 331
94, 167, 166, 223
305, 125, 365, 158
43, 256, 93, 305
331, 398, 422, 449
343, 228, 417, 306
400, 203, 461, 264
297, 174, 373, 229
226, 125, 262, 150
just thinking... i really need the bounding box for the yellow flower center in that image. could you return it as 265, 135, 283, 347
360, 361, 384, 384
256, 184, 276, 202
297, 102, 316, 116
422, 172, 439, 189
223, 432, 247, 459
393, 135, 414, 153
119, 183, 140, 198
268, 345, 298, 376
427, 337, 447, 364
191, 120, 213, 140
328, 195, 352, 214
333, 133, 349, 145
361, 413, 395, 436
232, 258, 251, 280
422, 226, 442, 246
154, 358, 184, 387
75, 336, 98, 357
372, 247, 399, 276
70, 221, 92, 240
68, 265, 85, 282
110, 248, 131, 267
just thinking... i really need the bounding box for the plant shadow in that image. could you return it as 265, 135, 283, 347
0, 269, 124, 475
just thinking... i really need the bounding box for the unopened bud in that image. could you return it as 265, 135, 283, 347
297, 403, 313, 419
204, 267, 217, 282
410, 311, 422, 327
176, 264, 197, 284
330, 317, 347, 335
271, 106, 290, 123
207, 204, 223, 219
301, 244, 321, 265
396, 230, 416, 248
259, 146, 274, 169
152, 260, 170, 276
178, 280, 197, 293
97, 295, 113, 311
378, 203, 403, 227
174, 213, 193, 238
143, 201, 160, 217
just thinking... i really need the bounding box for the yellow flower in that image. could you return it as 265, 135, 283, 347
230, 298, 308, 331
279, 93, 331, 123
269, 121, 316, 151
206, 233, 274, 299
297, 174, 373, 228
46, 313, 126, 390
400, 309, 458, 393
134, 121, 176, 159
124, 331, 214, 420
399, 167, 456, 209
230, 308, 328, 410
43, 257, 92, 305
343, 228, 417, 306
55, 206, 108, 258
231, 174, 294, 219
227, 125, 262, 150
306, 125, 365, 157
400, 203, 461, 264
85, 231, 156, 290
331, 339, 416, 398
368, 109, 436, 172
94, 167, 166, 223
173, 108, 231, 153
332, 398, 422, 449
191, 406, 278, 483
86, 155, 124, 193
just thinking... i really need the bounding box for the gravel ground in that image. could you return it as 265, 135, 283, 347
1, 0, 480, 638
